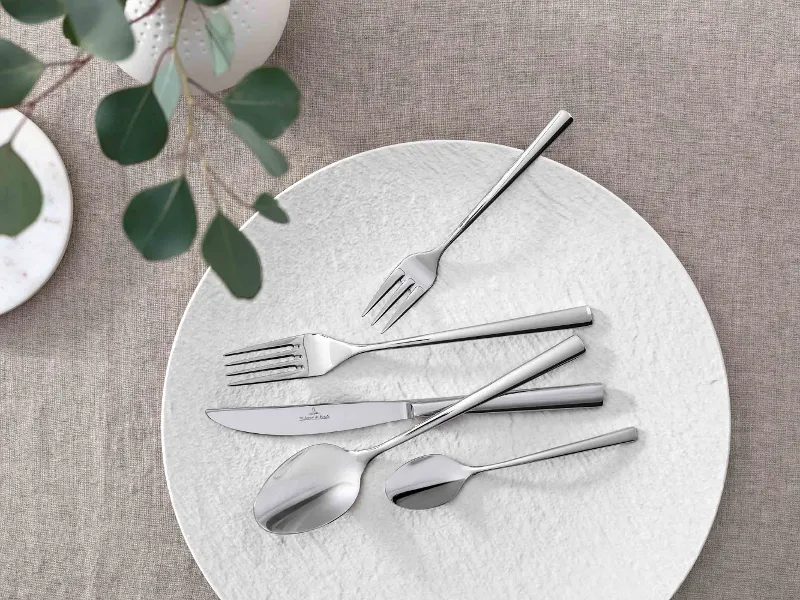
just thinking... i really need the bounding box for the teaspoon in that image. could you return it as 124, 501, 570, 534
385, 427, 638, 510
253, 335, 586, 534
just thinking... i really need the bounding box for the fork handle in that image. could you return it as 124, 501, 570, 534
436, 110, 573, 254
410, 383, 604, 417
365, 306, 592, 352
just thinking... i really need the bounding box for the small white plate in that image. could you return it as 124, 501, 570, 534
0, 109, 72, 315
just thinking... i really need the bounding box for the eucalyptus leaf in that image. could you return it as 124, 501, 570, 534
202, 213, 261, 298
205, 10, 234, 76
193, 0, 230, 5
0, 144, 42, 236
230, 119, 287, 176
96, 85, 169, 165
152, 55, 180, 120
63, 0, 134, 61
123, 178, 197, 260
1, 0, 64, 24
0, 40, 44, 107
62, 16, 78, 46
254, 193, 289, 224
223, 67, 299, 140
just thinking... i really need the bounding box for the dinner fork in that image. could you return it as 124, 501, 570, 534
224, 305, 592, 385
362, 110, 573, 333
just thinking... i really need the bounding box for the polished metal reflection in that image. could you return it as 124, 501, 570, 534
386, 427, 639, 510
361, 110, 574, 332
224, 306, 592, 385
206, 383, 605, 435
253, 335, 586, 534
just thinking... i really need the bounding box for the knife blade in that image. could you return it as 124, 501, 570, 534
206, 383, 604, 436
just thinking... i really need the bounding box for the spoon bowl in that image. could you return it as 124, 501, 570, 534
386, 454, 473, 510
254, 444, 368, 534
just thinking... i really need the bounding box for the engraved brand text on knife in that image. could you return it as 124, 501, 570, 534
299, 407, 330, 422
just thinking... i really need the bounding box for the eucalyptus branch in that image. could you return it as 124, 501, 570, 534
187, 78, 229, 112
201, 159, 224, 211
206, 166, 252, 209
8, 55, 93, 144
25, 55, 92, 110
149, 46, 174, 82
130, 0, 163, 24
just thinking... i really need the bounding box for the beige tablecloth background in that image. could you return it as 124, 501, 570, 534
1, 2, 798, 599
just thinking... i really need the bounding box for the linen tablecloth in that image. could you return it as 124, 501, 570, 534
1, 2, 798, 598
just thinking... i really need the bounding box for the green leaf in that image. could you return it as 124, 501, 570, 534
62, 16, 78, 46
202, 212, 261, 298
123, 177, 197, 260
1, 0, 64, 23
0, 144, 42, 236
95, 84, 169, 165
152, 55, 180, 120
223, 67, 299, 140
63, 0, 134, 61
0, 40, 44, 107
193, 0, 230, 5
230, 119, 287, 176
254, 193, 288, 224
205, 10, 234, 76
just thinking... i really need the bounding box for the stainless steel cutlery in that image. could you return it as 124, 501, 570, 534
224, 305, 592, 385
362, 110, 573, 332
214, 110, 639, 534
206, 383, 604, 435
253, 335, 586, 534
385, 427, 639, 510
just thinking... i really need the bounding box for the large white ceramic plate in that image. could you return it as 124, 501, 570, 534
0, 109, 72, 315
162, 141, 730, 600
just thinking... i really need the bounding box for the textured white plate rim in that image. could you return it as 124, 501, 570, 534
0, 110, 73, 316
161, 139, 731, 599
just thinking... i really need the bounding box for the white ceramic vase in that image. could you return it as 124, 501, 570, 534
118, 0, 290, 93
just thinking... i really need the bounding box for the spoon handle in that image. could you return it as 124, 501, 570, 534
364, 335, 586, 458
476, 427, 639, 473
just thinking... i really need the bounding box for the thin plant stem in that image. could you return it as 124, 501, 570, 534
207, 165, 252, 209
149, 46, 174, 82
201, 159, 223, 211
130, 0, 163, 24
9, 55, 92, 143
187, 78, 229, 112
25, 55, 92, 108
170, 0, 194, 175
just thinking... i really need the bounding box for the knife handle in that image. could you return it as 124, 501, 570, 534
409, 383, 604, 418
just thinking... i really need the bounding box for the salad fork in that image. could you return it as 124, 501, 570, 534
224, 305, 592, 385
362, 110, 573, 332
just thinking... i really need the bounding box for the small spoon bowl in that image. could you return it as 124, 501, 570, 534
386, 454, 473, 510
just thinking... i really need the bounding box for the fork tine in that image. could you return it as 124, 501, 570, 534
380, 286, 426, 333
223, 336, 300, 358
228, 367, 308, 386
362, 268, 405, 317
370, 277, 415, 325
226, 356, 305, 377
225, 349, 300, 367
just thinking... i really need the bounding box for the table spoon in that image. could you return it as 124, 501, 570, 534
253, 335, 586, 534
385, 426, 638, 510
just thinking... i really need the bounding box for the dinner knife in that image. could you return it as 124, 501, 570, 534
205, 383, 604, 436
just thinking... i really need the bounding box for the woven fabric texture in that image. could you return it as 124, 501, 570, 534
1, 1, 798, 598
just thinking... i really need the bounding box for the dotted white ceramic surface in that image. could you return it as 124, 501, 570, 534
0, 109, 72, 315
162, 141, 730, 600
119, 0, 290, 92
